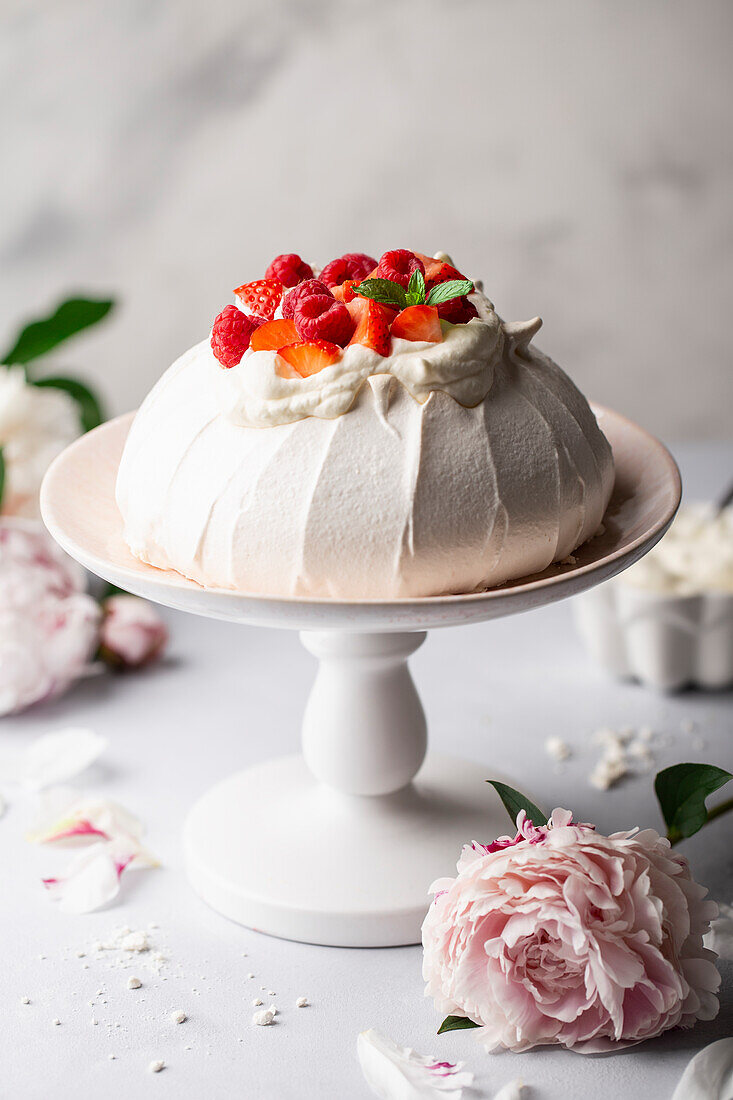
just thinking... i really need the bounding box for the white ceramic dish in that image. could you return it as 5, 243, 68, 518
574, 582, 733, 691
40, 405, 680, 948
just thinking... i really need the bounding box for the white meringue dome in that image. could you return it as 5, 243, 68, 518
116, 293, 614, 599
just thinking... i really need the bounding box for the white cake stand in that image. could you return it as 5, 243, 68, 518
41, 407, 680, 948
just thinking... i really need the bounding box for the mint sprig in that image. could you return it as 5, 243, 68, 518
354, 273, 473, 311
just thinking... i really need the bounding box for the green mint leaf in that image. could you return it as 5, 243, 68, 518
353, 279, 407, 309
654, 762, 732, 842
33, 376, 105, 433
406, 268, 426, 306
0, 446, 5, 513
425, 279, 474, 307
438, 1015, 480, 1035
486, 780, 548, 828
1, 297, 114, 366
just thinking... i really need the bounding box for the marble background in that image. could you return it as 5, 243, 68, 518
2, 0, 732, 446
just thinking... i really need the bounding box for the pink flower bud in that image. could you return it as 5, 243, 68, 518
99, 595, 167, 669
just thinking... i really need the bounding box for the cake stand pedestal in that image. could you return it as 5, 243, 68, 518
41, 407, 680, 947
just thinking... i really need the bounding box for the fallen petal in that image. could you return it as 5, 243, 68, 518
43, 836, 158, 914
357, 1029, 473, 1100
494, 1083, 525, 1100
0, 728, 106, 791
28, 787, 143, 846
671, 1038, 733, 1100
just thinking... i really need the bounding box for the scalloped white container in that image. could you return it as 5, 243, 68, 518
574, 581, 733, 691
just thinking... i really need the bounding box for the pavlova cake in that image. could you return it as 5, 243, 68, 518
117, 249, 614, 598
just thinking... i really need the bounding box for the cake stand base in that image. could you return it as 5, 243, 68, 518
183, 752, 507, 948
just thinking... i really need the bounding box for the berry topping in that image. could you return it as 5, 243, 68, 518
436, 296, 478, 323
265, 253, 314, 288
347, 298, 392, 357
390, 304, 443, 344
281, 279, 332, 319
249, 318, 299, 352
320, 253, 378, 288
424, 260, 465, 287
294, 294, 354, 347
233, 279, 284, 321
374, 249, 425, 289
278, 340, 342, 378
331, 280, 358, 304
210, 305, 261, 369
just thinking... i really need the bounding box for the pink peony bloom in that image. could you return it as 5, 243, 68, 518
422, 808, 721, 1053
99, 595, 167, 669
0, 519, 100, 716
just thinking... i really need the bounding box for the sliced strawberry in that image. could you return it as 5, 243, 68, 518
233, 278, 284, 321
332, 280, 358, 304
424, 260, 465, 287
278, 340, 342, 378
390, 304, 442, 343
250, 318, 299, 352
347, 298, 392, 356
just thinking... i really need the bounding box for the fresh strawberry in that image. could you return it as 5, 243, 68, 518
320, 253, 377, 288
331, 279, 359, 303
281, 279, 332, 319
250, 318, 299, 352
424, 260, 465, 287
390, 304, 442, 343
210, 305, 260, 368
233, 279, 284, 321
278, 340, 342, 378
294, 294, 354, 346
347, 298, 392, 356
374, 249, 425, 289
265, 253, 313, 287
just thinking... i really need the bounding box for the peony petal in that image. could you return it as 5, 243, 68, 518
494, 1083, 526, 1100
27, 787, 143, 846
671, 1038, 733, 1100
704, 903, 733, 960
357, 1030, 473, 1100
0, 728, 106, 790
42, 835, 158, 913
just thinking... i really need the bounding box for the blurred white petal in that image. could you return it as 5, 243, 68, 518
494, 1083, 525, 1100
28, 787, 143, 845
43, 835, 158, 913
357, 1030, 473, 1100
0, 728, 106, 790
671, 1038, 733, 1100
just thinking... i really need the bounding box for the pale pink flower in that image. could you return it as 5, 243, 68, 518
99, 595, 167, 669
422, 808, 720, 1053
0, 519, 100, 715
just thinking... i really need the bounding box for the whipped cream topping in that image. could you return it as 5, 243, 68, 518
623, 504, 733, 595
220, 292, 511, 427
116, 299, 614, 598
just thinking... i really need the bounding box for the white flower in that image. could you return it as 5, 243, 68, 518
0, 519, 100, 715
0, 366, 80, 518
99, 595, 167, 669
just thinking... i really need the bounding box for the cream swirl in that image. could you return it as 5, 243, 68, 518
219, 293, 518, 428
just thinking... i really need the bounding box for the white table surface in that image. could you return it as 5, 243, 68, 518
2, 442, 732, 1100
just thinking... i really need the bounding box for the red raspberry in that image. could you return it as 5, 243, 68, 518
294, 294, 354, 347
265, 253, 314, 288
437, 297, 478, 324
374, 249, 425, 289
281, 279, 332, 320
210, 305, 260, 369
320, 253, 377, 288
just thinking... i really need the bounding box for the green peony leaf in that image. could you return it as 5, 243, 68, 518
0, 446, 5, 512
654, 762, 732, 842
33, 376, 105, 433
486, 780, 548, 828
406, 268, 427, 306
1, 297, 114, 367
352, 279, 407, 309
438, 1015, 481, 1035
425, 279, 474, 307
